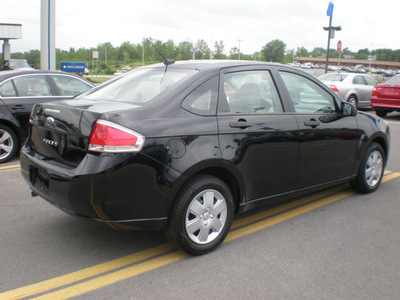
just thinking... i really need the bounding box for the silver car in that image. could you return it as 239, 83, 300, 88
318, 73, 378, 108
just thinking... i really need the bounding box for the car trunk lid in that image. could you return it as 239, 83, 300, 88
29, 99, 140, 166
375, 84, 400, 99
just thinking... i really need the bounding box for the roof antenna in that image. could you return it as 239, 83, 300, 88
148, 38, 175, 66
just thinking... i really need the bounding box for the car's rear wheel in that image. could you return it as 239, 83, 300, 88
351, 142, 385, 193
347, 95, 358, 107
0, 125, 18, 163
375, 109, 389, 118
164, 175, 234, 255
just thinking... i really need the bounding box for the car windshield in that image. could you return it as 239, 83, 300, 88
385, 76, 400, 85
318, 73, 348, 82
9, 60, 31, 69
79, 67, 197, 104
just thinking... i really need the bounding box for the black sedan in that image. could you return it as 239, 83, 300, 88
0, 70, 93, 163
20, 60, 390, 255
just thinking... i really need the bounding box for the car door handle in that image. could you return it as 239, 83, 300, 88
11, 105, 25, 111
229, 121, 253, 129
304, 119, 320, 128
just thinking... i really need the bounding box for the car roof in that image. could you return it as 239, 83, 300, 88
0, 69, 84, 81
145, 60, 283, 72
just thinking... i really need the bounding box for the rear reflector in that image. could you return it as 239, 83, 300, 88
88, 120, 145, 153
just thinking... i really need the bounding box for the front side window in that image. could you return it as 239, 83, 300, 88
280, 71, 337, 114
13, 76, 52, 97
79, 67, 197, 104
51, 75, 92, 96
222, 70, 283, 114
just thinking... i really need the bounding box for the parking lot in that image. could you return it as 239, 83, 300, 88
1, 112, 400, 299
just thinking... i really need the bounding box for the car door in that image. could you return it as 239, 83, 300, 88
217, 68, 299, 202
353, 75, 374, 107
0, 74, 58, 136
277, 70, 362, 189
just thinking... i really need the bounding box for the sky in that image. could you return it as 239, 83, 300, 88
2, 0, 399, 55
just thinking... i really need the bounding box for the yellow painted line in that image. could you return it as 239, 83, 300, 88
0, 244, 174, 300
25, 189, 358, 300
2, 172, 400, 299
382, 172, 400, 183
32, 251, 188, 300
226, 190, 354, 243
0, 164, 20, 170
231, 185, 346, 230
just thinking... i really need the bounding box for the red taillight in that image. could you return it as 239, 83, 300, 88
330, 84, 339, 93
89, 120, 145, 153
372, 86, 377, 97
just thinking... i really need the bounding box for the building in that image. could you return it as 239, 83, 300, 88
297, 56, 400, 70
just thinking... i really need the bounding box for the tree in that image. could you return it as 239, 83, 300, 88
296, 46, 309, 58
176, 41, 193, 60
213, 41, 226, 59
196, 39, 210, 59
262, 39, 286, 63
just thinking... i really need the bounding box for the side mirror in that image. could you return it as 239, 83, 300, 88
341, 102, 357, 117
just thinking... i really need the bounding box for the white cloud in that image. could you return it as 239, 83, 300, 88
2, 0, 399, 55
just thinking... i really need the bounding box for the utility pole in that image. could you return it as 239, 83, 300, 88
238, 39, 241, 60
40, 0, 56, 70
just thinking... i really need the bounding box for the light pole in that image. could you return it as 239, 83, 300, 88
323, 2, 341, 73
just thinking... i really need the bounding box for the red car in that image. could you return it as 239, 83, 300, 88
371, 74, 400, 117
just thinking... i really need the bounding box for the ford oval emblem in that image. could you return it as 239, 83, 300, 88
46, 117, 55, 126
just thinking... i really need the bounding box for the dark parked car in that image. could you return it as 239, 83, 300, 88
20, 60, 390, 255
0, 70, 94, 162
371, 75, 400, 117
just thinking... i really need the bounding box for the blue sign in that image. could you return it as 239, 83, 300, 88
327, 1, 334, 18
61, 62, 86, 73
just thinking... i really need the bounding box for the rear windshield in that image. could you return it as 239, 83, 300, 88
78, 67, 197, 104
318, 73, 348, 82
385, 76, 400, 85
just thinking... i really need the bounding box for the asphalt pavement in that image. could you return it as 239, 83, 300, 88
1, 112, 400, 299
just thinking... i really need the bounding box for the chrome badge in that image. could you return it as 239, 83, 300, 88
43, 138, 59, 147
45, 117, 55, 126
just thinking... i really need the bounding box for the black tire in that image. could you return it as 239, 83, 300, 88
375, 109, 388, 118
164, 174, 234, 255
350, 142, 385, 194
0, 125, 18, 163
347, 95, 358, 108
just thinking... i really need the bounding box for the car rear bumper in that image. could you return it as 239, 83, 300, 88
20, 144, 181, 230
371, 96, 400, 111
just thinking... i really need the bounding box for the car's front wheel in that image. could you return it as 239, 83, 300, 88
164, 175, 234, 255
0, 125, 18, 163
351, 142, 385, 193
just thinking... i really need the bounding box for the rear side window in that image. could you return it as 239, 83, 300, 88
13, 75, 52, 97
353, 76, 365, 85
50, 75, 92, 96
364, 76, 378, 86
280, 71, 337, 114
182, 76, 218, 116
0, 81, 16, 97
